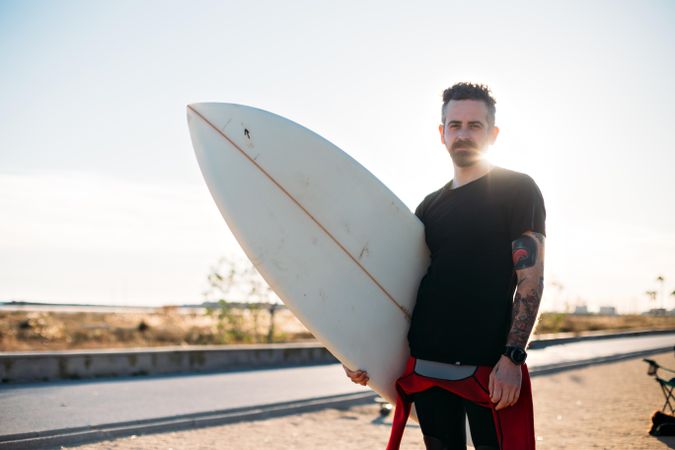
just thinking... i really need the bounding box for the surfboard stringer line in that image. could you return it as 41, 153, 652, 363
188, 105, 412, 320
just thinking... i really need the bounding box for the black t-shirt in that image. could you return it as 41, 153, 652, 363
407, 166, 546, 366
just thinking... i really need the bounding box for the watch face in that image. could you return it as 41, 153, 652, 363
512, 348, 527, 363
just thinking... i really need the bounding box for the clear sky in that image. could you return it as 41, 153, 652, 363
1, 0, 673, 312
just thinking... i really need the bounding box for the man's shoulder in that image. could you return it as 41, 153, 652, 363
422, 183, 449, 202
491, 166, 535, 183
415, 182, 450, 218
490, 166, 541, 192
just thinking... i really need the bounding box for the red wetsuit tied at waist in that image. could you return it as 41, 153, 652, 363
386, 356, 535, 450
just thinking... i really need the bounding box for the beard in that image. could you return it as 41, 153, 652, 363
449, 140, 483, 167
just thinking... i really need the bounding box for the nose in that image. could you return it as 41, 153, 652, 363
456, 126, 471, 139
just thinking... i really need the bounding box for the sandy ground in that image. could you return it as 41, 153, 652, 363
68, 352, 675, 450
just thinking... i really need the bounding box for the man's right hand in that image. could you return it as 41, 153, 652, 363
343, 365, 369, 386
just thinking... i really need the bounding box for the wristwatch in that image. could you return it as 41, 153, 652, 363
503, 346, 527, 365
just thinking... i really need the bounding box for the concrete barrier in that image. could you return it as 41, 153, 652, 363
0, 343, 337, 383
2, 328, 672, 383
528, 327, 675, 348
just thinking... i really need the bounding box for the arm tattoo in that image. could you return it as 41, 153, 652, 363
532, 232, 545, 244
512, 235, 538, 269
508, 232, 545, 347
507, 277, 543, 348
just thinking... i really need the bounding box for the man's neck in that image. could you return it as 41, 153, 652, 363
451, 160, 492, 189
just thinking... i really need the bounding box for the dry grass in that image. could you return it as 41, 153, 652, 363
0, 309, 672, 352
534, 312, 675, 335
0, 306, 313, 351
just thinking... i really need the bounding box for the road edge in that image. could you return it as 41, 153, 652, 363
2, 347, 673, 449
0, 391, 378, 449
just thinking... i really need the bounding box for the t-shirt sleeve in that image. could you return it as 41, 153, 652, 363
414, 190, 436, 221
414, 200, 425, 221
509, 176, 546, 241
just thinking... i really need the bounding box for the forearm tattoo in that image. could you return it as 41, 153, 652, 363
512, 235, 538, 269
508, 278, 543, 348
508, 232, 545, 348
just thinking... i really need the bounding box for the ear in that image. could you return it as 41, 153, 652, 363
438, 123, 445, 145
489, 126, 500, 145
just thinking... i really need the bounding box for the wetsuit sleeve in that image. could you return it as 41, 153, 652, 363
509, 176, 546, 240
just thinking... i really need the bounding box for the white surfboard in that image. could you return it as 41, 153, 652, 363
187, 103, 430, 404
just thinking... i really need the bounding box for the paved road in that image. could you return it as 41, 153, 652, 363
0, 333, 672, 439
0, 364, 369, 436
527, 333, 673, 367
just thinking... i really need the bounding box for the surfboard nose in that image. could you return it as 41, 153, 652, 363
186, 103, 245, 130
187, 103, 212, 112
186, 104, 201, 132
187, 102, 241, 112
186, 103, 210, 116
186, 103, 199, 121
186, 103, 249, 165
187, 103, 261, 150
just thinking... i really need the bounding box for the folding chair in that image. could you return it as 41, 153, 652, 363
644, 346, 675, 414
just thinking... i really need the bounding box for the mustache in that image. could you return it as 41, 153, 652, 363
451, 139, 479, 151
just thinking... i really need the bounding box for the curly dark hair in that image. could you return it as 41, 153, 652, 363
441, 82, 496, 128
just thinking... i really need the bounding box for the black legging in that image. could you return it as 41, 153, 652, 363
415, 386, 499, 449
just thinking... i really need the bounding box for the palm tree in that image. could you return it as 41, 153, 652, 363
656, 275, 665, 309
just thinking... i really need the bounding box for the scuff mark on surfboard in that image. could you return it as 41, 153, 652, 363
221, 118, 232, 131
271, 259, 287, 271
390, 200, 401, 213
241, 123, 254, 148
359, 244, 369, 260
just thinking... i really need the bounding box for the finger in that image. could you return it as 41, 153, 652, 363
490, 383, 502, 404
344, 367, 366, 378
354, 373, 369, 383
499, 384, 510, 409
503, 388, 515, 409
343, 366, 358, 377
507, 385, 520, 408
495, 388, 511, 410
488, 371, 495, 397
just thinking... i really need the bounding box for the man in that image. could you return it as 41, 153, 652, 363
345, 83, 546, 450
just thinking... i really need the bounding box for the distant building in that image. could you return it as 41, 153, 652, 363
599, 306, 617, 315
573, 305, 589, 315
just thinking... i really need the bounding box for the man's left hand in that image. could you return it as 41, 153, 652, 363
489, 355, 522, 411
